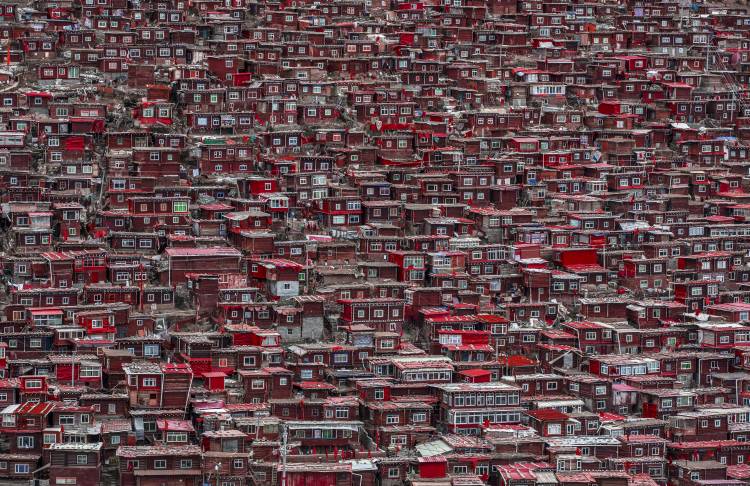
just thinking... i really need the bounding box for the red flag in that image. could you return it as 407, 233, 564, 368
6, 45, 10, 66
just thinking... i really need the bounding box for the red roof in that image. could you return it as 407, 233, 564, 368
565, 321, 607, 330
501, 355, 537, 367
707, 303, 750, 312
296, 381, 337, 390
459, 369, 492, 377
28, 308, 63, 315
526, 409, 570, 421
727, 464, 750, 480
418, 456, 447, 463
16, 402, 55, 416
201, 372, 226, 378
670, 440, 745, 449
660, 81, 694, 89
164, 247, 241, 257
156, 419, 195, 432
598, 412, 626, 422
251, 258, 304, 269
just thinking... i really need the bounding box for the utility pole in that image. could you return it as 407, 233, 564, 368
281, 424, 288, 486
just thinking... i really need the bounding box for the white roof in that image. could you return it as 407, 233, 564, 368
48, 442, 103, 451
416, 440, 453, 457
535, 399, 586, 409
545, 436, 620, 447
348, 460, 377, 472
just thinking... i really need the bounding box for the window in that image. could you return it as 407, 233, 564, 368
154, 459, 166, 469
335, 408, 349, 419
76, 455, 88, 465
25, 380, 42, 389
59, 415, 75, 426
17, 436, 34, 449
166, 432, 187, 443
79, 367, 100, 378
15, 464, 29, 474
